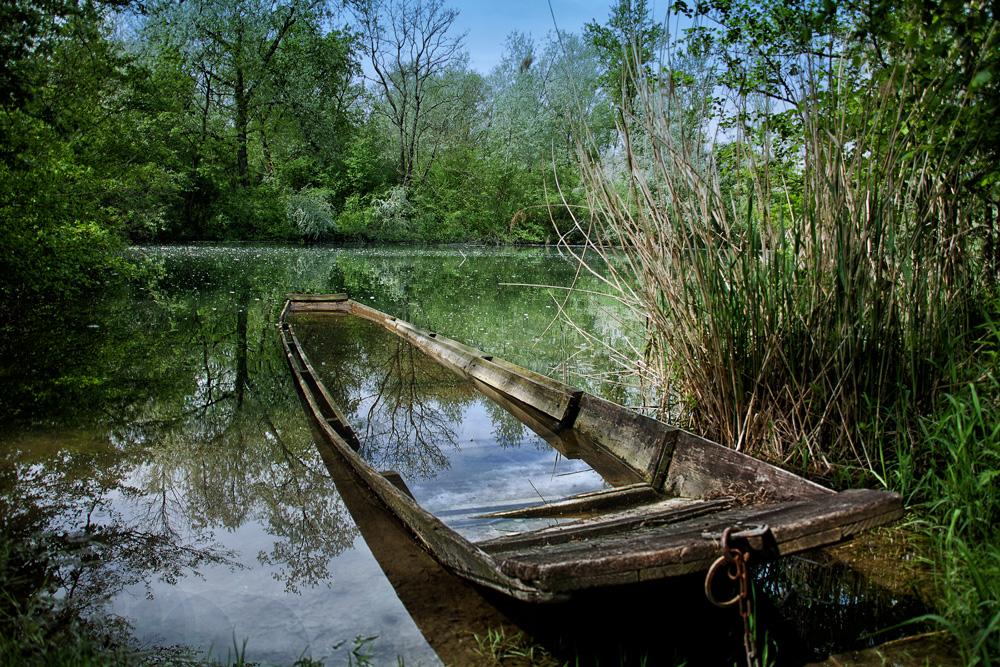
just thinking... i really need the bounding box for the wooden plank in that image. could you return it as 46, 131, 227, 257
480, 497, 734, 554
465, 357, 579, 424
391, 318, 582, 424
284, 324, 361, 450
381, 470, 415, 500
287, 292, 349, 302
287, 300, 352, 313
343, 300, 395, 326
391, 319, 478, 375
573, 393, 677, 487
471, 483, 662, 520
494, 489, 902, 593
664, 430, 834, 500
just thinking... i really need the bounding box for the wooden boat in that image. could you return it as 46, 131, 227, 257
280, 294, 903, 603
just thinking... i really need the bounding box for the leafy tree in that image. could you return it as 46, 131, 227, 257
0, 0, 148, 302
353, 0, 468, 186
584, 0, 665, 123
142, 0, 331, 189
262, 24, 364, 190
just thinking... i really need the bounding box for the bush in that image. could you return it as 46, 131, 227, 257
286, 187, 337, 240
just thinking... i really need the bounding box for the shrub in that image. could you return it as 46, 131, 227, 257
286, 187, 337, 240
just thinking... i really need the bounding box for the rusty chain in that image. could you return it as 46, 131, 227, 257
704, 526, 761, 667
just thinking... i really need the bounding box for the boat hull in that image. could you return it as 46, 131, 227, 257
280, 295, 903, 601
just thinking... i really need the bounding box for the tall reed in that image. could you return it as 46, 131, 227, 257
561, 49, 979, 471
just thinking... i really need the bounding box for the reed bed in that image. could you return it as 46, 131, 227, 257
561, 53, 980, 474
556, 35, 1000, 660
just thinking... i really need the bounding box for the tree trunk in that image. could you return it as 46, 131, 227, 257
235, 68, 249, 188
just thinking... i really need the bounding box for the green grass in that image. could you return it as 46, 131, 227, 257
895, 321, 1000, 665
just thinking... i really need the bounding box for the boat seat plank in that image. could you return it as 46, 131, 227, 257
495, 489, 903, 592
479, 497, 734, 553
471, 483, 660, 520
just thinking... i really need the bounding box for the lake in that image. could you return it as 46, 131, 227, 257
0, 245, 925, 666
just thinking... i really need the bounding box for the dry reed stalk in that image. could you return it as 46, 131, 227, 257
560, 47, 978, 472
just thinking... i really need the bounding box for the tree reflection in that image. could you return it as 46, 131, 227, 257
0, 442, 240, 624
0, 245, 638, 652
1, 253, 369, 606
118, 290, 361, 594
293, 315, 480, 480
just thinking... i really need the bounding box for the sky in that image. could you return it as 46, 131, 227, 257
446, 0, 619, 73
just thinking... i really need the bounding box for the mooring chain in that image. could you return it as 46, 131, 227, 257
704, 526, 761, 667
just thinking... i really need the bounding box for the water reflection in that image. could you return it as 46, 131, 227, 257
297, 313, 464, 479
291, 312, 611, 542
0, 245, 930, 665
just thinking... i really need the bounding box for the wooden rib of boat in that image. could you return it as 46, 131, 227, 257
280, 294, 903, 603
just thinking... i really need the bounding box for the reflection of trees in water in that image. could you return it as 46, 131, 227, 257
296, 316, 481, 481
358, 337, 458, 480
483, 399, 531, 450
2, 276, 365, 602
0, 446, 240, 624
119, 291, 360, 594
0, 246, 638, 625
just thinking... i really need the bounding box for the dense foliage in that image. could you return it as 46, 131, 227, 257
1, 0, 622, 304
564, 0, 999, 661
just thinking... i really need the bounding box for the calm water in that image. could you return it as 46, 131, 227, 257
0, 245, 924, 666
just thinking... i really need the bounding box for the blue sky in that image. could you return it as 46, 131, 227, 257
448, 0, 618, 73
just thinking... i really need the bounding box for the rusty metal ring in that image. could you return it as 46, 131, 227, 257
704, 554, 740, 608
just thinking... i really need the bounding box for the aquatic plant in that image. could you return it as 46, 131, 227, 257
900, 317, 1000, 664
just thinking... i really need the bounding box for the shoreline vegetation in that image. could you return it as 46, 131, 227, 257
2, 0, 999, 664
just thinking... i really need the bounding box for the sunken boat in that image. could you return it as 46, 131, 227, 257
280, 294, 903, 603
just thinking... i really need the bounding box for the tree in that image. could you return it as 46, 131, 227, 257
584, 0, 665, 123
1, 0, 145, 302
143, 0, 330, 189
264, 24, 364, 189
353, 0, 467, 186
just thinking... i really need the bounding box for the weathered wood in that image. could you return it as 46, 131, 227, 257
391, 318, 582, 424
392, 319, 482, 376
472, 483, 662, 520
495, 489, 902, 592
471, 379, 643, 487
573, 394, 677, 488
287, 292, 349, 302
665, 431, 834, 500
480, 497, 734, 554
343, 300, 395, 326
465, 357, 580, 424
287, 300, 352, 313
381, 470, 415, 500
283, 323, 361, 450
